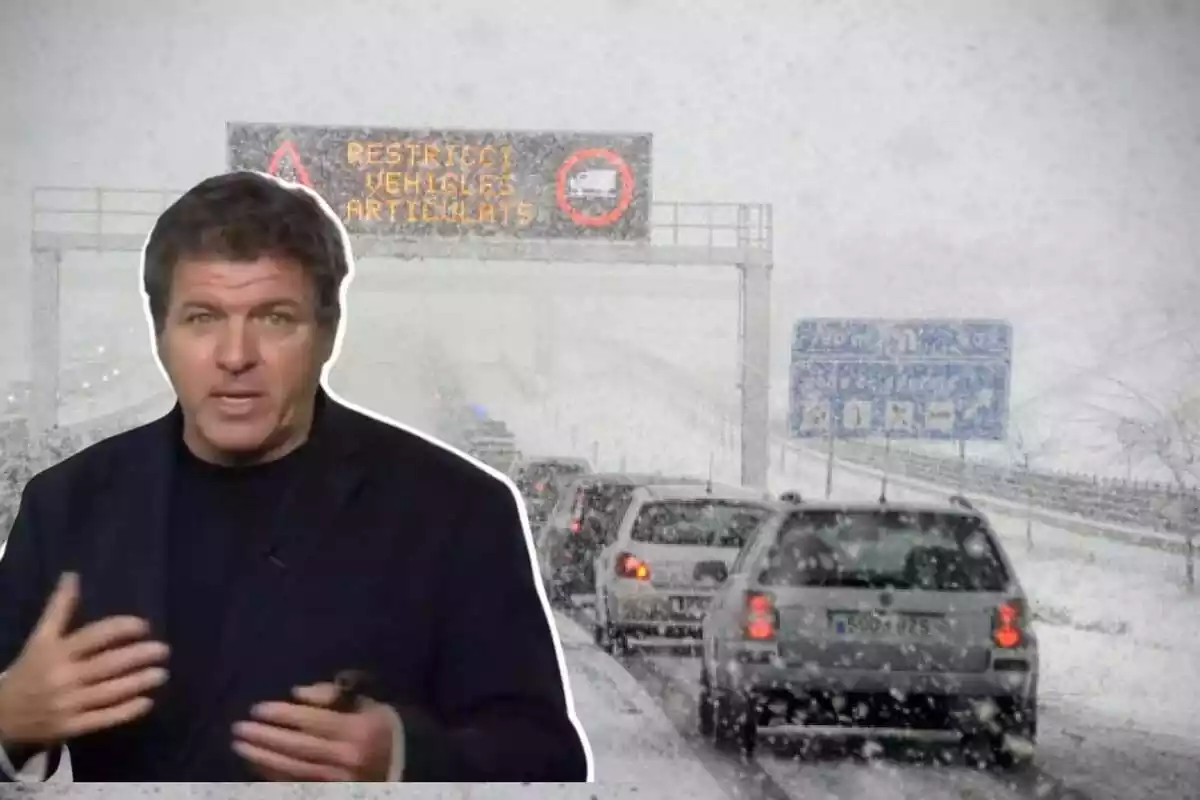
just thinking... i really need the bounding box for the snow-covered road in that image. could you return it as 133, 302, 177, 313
456, 336, 1200, 800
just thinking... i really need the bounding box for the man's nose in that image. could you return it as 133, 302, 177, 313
214, 319, 261, 373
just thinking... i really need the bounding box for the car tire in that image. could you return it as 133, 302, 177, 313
592, 613, 615, 653
593, 602, 627, 656
592, 621, 607, 649
993, 702, 1038, 771
993, 741, 1033, 772
712, 691, 735, 748
713, 691, 758, 757
550, 581, 571, 609
962, 732, 1029, 771
698, 686, 716, 737
609, 625, 629, 655
698, 669, 715, 737
739, 694, 760, 757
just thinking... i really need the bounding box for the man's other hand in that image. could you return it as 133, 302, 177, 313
232, 683, 395, 781
0, 572, 170, 745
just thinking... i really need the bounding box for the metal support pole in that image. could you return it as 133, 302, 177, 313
738, 258, 771, 492
824, 425, 836, 499
958, 439, 967, 491
30, 248, 62, 443
880, 434, 892, 501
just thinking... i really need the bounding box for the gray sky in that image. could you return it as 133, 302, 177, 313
2, 0, 1197, 473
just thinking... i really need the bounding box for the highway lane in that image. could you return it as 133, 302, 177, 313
450, 334, 1199, 800
448, 347, 1105, 800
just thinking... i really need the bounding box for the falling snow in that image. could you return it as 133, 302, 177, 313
2, 0, 1200, 797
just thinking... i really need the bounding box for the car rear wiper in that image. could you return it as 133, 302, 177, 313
808, 573, 914, 589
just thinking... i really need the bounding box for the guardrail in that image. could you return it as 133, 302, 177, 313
594, 334, 1200, 539
817, 437, 1198, 533
31, 186, 182, 241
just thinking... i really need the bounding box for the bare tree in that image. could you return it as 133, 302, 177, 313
1007, 417, 1062, 468
1116, 416, 1163, 481
1103, 378, 1200, 486
1096, 377, 1199, 588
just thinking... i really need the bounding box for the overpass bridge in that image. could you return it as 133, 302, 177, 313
27, 186, 776, 489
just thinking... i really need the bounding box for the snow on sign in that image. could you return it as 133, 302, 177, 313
226, 123, 652, 240
788, 318, 1013, 441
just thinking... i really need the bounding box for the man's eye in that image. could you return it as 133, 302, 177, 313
265, 313, 293, 325
186, 313, 216, 324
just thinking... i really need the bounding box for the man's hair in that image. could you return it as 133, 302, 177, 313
142, 171, 349, 334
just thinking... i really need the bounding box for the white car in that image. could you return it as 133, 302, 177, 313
591, 482, 774, 653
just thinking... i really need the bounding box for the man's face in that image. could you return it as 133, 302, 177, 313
157, 255, 334, 465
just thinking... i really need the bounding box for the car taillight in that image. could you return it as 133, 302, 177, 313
744, 591, 778, 641
569, 517, 582, 534
535, 481, 547, 492
993, 600, 1025, 648
615, 552, 651, 580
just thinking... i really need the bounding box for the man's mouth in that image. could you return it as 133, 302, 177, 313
211, 391, 265, 413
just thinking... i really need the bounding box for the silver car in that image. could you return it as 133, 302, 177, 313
698, 496, 1038, 767
510, 456, 593, 528
592, 483, 775, 653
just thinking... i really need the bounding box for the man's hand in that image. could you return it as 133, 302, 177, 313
232, 683, 396, 781
0, 572, 170, 745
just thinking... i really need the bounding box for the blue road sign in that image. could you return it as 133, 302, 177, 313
788, 318, 1012, 441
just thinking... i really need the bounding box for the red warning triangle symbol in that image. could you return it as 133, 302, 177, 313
265, 139, 313, 188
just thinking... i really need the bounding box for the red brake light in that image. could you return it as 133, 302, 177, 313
535, 481, 547, 492
744, 591, 777, 640
569, 518, 581, 534
615, 552, 651, 581
993, 600, 1024, 648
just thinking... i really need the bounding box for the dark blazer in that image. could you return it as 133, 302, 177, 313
0, 390, 590, 781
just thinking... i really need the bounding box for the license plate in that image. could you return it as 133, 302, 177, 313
670, 597, 709, 616
829, 612, 945, 637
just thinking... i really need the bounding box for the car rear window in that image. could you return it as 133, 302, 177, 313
569, 485, 630, 535
631, 500, 772, 548
523, 462, 587, 488
758, 509, 1008, 591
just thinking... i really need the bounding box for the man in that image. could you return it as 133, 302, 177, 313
0, 171, 593, 781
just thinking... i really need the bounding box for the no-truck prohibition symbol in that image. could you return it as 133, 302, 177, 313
554, 147, 635, 227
